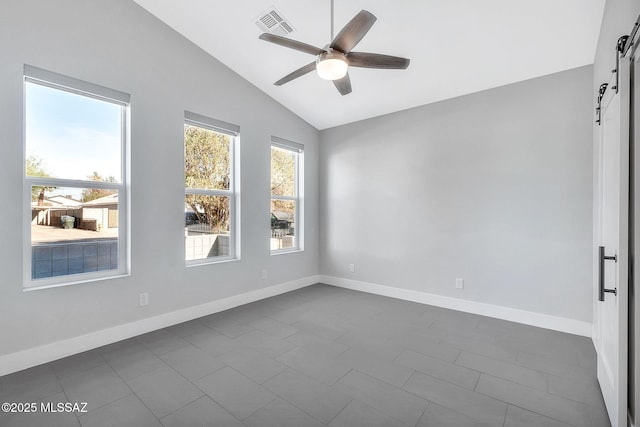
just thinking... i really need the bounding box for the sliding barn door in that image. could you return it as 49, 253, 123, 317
631, 38, 640, 427
594, 50, 631, 427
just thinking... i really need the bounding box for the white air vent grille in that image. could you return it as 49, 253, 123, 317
255, 7, 295, 36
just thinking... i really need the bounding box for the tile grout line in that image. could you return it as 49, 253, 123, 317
324, 396, 355, 426
55, 351, 135, 420
261, 369, 348, 425
474, 373, 583, 427
192, 364, 272, 425
414, 401, 431, 427
103, 351, 173, 425
52, 365, 81, 426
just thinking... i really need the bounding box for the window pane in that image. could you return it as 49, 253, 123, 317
184, 125, 231, 190
31, 186, 119, 279
270, 199, 296, 250
25, 82, 122, 182
271, 146, 296, 197
185, 195, 230, 260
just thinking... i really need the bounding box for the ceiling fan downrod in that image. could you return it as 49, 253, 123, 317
330, 0, 335, 40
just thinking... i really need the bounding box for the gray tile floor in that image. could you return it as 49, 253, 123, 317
0, 284, 610, 427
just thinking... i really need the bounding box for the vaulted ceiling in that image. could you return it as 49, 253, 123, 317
132, 0, 606, 130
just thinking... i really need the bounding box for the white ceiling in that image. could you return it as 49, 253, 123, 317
132, 0, 606, 130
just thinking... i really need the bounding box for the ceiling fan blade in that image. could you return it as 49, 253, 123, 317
347, 52, 410, 69
330, 10, 377, 54
333, 73, 352, 96
274, 62, 317, 86
259, 33, 325, 56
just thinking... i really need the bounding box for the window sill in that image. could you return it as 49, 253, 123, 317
24, 271, 130, 292
186, 256, 240, 268
271, 248, 304, 256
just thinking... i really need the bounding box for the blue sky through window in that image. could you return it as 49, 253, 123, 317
25, 82, 122, 191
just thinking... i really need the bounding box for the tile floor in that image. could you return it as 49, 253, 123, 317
0, 284, 610, 426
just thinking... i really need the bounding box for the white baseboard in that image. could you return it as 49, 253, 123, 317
321, 275, 592, 337
0, 275, 320, 376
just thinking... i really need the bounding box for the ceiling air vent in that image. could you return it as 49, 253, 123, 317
255, 7, 295, 37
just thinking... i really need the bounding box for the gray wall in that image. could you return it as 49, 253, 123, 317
320, 65, 593, 323
0, 0, 319, 356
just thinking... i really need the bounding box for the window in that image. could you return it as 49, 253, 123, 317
271, 137, 303, 252
184, 112, 239, 263
23, 65, 129, 288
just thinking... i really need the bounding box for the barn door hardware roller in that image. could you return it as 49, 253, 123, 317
596, 33, 630, 123
612, 35, 630, 93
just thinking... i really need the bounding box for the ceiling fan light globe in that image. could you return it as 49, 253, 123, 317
316, 57, 348, 80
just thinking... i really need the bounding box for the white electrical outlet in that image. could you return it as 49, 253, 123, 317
261, 269, 268, 280
455, 278, 464, 289
349, 264, 355, 273
139, 293, 149, 306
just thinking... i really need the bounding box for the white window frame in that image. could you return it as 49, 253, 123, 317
271, 136, 304, 254
184, 111, 240, 265
22, 65, 130, 290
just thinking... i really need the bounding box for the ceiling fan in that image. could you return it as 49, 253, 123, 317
258, 0, 410, 96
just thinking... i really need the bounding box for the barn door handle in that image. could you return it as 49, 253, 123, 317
599, 245, 618, 301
